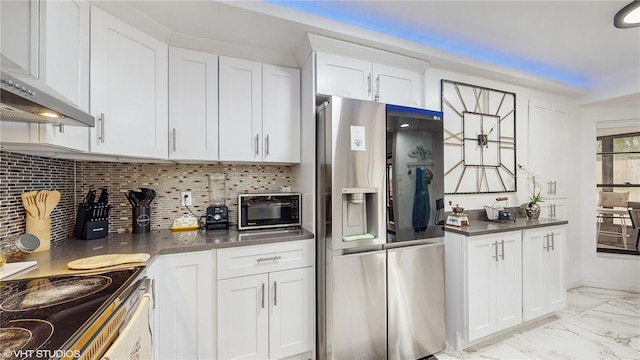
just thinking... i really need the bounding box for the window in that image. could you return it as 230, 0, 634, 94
596, 131, 640, 255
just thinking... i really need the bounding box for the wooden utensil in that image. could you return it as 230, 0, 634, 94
35, 190, 49, 220
43, 190, 61, 218
21, 191, 39, 219
67, 253, 151, 270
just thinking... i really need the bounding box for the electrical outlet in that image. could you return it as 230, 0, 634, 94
181, 191, 192, 206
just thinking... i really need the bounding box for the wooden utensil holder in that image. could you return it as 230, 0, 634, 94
26, 217, 51, 252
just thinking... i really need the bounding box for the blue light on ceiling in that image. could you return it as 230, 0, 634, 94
265, 0, 588, 87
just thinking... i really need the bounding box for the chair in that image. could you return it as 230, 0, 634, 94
628, 208, 640, 251
596, 191, 631, 249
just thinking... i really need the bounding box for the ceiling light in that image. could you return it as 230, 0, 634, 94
614, 0, 640, 28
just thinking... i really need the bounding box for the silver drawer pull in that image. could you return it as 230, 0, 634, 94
256, 255, 282, 263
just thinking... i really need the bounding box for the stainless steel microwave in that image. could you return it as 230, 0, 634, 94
238, 193, 301, 230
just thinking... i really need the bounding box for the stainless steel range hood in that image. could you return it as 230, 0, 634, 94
0, 72, 94, 127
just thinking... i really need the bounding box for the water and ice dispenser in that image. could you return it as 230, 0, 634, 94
341, 188, 378, 242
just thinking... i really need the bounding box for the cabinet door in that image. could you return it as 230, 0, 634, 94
545, 228, 565, 313
527, 100, 567, 199
40, 0, 89, 110
90, 5, 168, 159
154, 251, 214, 360
218, 274, 269, 360
546, 108, 567, 198
494, 233, 522, 331
269, 267, 313, 359
262, 64, 300, 163
523, 227, 566, 321
219, 56, 262, 162
522, 229, 547, 321
0, 0, 36, 74
373, 63, 422, 107
541, 199, 566, 220
467, 237, 497, 341
169, 47, 219, 161
316, 52, 371, 100
37, 124, 89, 152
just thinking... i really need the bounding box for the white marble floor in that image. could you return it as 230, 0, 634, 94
436, 287, 640, 360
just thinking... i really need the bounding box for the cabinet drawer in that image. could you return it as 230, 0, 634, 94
217, 239, 313, 279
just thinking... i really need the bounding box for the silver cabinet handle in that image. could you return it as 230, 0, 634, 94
547, 181, 552, 194
550, 233, 555, 251
492, 241, 498, 261
374, 74, 380, 102
54, 124, 64, 133
367, 73, 372, 95
255, 134, 259, 156
172, 128, 177, 152
274, 281, 277, 306
500, 240, 505, 260
552, 181, 557, 195
261, 283, 265, 309
265, 134, 269, 156
256, 255, 282, 263
98, 113, 105, 143
543, 234, 549, 251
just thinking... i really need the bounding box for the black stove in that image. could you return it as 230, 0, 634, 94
0, 268, 142, 360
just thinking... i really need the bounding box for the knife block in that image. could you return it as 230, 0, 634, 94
74, 204, 110, 240
26, 217, 51, 252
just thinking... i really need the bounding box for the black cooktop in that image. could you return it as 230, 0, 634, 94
0, 268, 142, 360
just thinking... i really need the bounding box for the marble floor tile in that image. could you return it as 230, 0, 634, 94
437, 287, 640, 360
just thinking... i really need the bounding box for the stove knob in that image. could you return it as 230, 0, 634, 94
213, 214, 221, 221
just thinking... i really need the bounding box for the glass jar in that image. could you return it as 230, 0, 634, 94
1, 234, 40, 260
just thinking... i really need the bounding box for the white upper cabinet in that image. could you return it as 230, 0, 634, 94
316, 52, 423, 107
219, 56, 300, 163
1, 0, 90, 110
169, 47, 219, 161
219, 56, 262, 162
90, 5, 168, 159
39, 0, 90, 111
528, 100, 568, 199
0, 0, 35, 75
262, 64, 301, 163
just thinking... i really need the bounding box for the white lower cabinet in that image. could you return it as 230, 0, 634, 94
217, 240, 314, 360
445, 225, 565, 349
467, 231, 522, 342
522, 227, 566, 321
151, 251, 215, 360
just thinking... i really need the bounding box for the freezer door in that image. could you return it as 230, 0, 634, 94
330, 250, 386, 359
387, 242, 445, 359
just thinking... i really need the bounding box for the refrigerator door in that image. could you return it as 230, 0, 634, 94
386, 105, 444, 243
330, 250, 386, 359
387, 242, 445, 359
318, 97, 387, 250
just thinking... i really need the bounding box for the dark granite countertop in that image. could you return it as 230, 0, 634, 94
2, 227, 314, 280
444, 209, 568, 236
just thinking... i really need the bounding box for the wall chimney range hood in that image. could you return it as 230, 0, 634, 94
0, 72, 94, 127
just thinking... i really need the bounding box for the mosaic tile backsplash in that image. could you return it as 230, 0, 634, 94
1, 151, 292, 247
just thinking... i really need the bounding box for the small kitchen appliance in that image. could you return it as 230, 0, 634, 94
238, 193, 301, 230
484, 197, 515, 222
206, 205, 229, 229
446, 203, 470, 227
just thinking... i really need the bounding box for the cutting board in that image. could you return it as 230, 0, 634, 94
67, 253, 150, 270
0, 261, 37, 280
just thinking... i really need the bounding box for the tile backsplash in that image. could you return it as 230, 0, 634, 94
1, 151, 292, 248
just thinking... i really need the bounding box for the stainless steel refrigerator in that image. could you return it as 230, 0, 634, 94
316, 96, 446, 359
